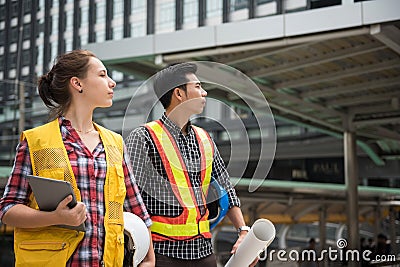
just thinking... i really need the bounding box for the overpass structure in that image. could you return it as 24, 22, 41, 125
85, 0, 400, 255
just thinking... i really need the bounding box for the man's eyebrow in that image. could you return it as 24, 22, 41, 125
188, 81, 201, 85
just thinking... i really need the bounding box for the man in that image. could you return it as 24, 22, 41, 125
299, 238, 319, 267
126, 63, 257, 266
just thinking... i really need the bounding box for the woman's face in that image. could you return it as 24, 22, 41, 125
79, 57, 116, 108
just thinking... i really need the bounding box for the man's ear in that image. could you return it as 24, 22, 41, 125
173, 87, 183, 101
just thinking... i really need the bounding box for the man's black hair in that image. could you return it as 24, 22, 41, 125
153, 62, 198, 109
377, 233, 387, 240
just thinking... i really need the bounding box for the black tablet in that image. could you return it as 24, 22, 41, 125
28, 175, 85, 232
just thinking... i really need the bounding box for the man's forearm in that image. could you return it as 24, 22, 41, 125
226, 206, 246, 229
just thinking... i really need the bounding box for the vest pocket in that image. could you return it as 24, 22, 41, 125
103, 223, 125, 266
114, 230, 125, 266
16, 240, 70, 267
108, 165, 126, 222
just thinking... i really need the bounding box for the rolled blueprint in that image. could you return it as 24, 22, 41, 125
225, 218, 276, 267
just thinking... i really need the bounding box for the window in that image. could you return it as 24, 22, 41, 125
10, 27, 18, 43
51, 15, 59, 35
131, 0, 146, 37
0, 6, 5, 20
50, 41, 58, 65
113, 0, 124, 40
132, 0, 146, 10
96, 2, 106, 24
114, 0, 123, 14
39, 0, 45, 11
0, 31, 4, 45
23, 24, 31, 39
65, 9, 73, 32
95, 2, 106, 41
206, 0, 222, 18
113, 25, 123, 40
159, 2, 175, 24
131, 23, 145, 37
23, 0, 32, 14
231, 0, 247, 11
183, 0, 198, 24
256, 0, 279, 17
80, 6, 89, 26
65, 39, 72, 52
79, 5, 89, 45
257, 0, 274, 4
12, 2, 18, 16
22, 50, 31, 65
156, 1, 175, 32
310, 0, 341, 9
52, 0, 59, 9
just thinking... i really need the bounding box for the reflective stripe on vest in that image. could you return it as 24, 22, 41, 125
145, 120, 214, 241
15, 119, 125, 267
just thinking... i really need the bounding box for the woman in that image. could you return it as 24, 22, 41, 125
0, 49, 155, 267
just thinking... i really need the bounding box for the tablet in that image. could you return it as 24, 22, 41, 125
28, 175, 85, 232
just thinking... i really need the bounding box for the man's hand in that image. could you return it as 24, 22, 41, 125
230, 231, 246, 254
231, 231, 260, 267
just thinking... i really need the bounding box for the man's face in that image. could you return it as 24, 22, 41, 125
178, 73, 207, 115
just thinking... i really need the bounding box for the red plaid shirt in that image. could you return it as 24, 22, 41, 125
0, 117, 151, 267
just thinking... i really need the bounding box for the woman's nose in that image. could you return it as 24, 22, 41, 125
110, 78, 116, 88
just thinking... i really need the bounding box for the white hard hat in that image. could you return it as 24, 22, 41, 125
123, 212, 150, 267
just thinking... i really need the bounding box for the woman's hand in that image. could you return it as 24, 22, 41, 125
54, 195, 87, 226
138, 228, 155, 267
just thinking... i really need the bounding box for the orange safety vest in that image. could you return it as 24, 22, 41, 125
145, 120, 214, 241
14, 119, 126, 267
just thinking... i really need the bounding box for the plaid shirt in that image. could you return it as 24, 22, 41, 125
125, 114, 240, 260
0, 117, 151, 267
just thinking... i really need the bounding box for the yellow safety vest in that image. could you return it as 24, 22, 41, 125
14, 119, 126, 267
144, 120, 214, 241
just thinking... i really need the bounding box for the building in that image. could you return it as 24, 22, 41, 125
1, 0, 399, 265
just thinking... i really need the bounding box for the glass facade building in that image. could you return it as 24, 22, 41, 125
0, 0, 348, 164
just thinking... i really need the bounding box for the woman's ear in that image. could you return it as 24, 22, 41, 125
70, 77, 82, 92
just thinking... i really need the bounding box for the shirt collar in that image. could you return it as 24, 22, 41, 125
59, 116, 70, 126
160, 113, 193, 136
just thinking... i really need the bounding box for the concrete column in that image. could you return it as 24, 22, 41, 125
249, 204, 258, 225
18, 83, 25, 133
319, 205, 327, 267
389, 207, 397, 255
344, 131, 359, 267
374, 202, 381, 240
